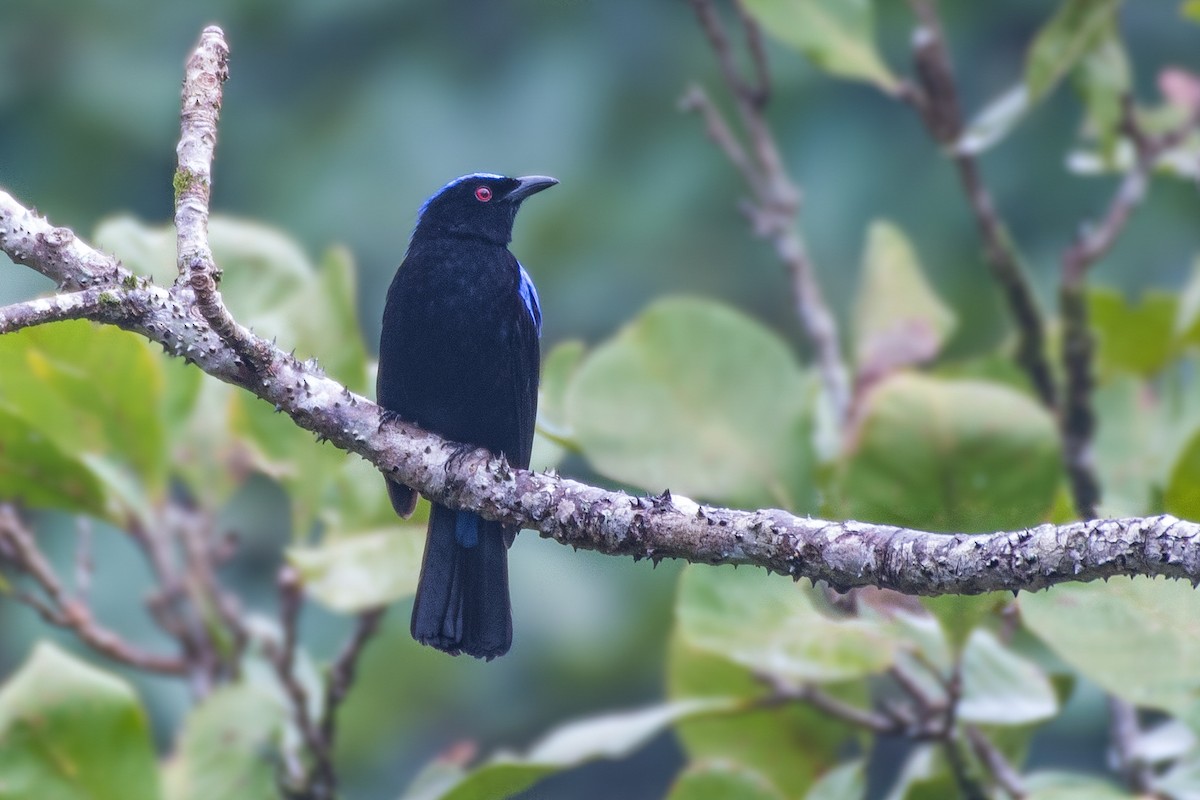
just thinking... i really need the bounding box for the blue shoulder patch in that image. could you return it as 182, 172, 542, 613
417, 172, 507, 219
518, 262, 542, 336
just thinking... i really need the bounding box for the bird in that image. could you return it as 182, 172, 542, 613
377, 172, 557, 659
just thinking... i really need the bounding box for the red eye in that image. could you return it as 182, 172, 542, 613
475, 186, 492, 202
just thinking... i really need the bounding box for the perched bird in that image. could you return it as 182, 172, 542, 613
377, 173, 557, 659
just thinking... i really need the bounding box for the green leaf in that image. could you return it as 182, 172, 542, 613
955, 84, 1031, 156
1185, 0, 1200, 22
566, 297, 816, 510
1026, 0, 1123, 103
402, 700, 735, 800
1021, 577, 1200, 716
958, 629, 1058, 726
837, 373, 1061, 532
1073, 24, 1131, 160
804, 758, 867, 800
853, 221, 956, 381
740, 0, 899, 92
667, 632, 855, 795
1092, 377, 1168, 517
1089, 287, 1178, 378
920, 593, 1007, 654
163, 683, 285, 800
1164, 424, 1200, 518
288, 527, 425, 613
531, 339, 585, 471
667, 761, 785, 800
0, 321, 166, 492
1024, 771, 1132, 799
0, 408, 112, 519
677, 564, 897, 683
0, 643, 161, 800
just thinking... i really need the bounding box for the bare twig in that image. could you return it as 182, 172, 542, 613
759, 672, 900, 734
904, 0, 1057, 411
684, 0, 851, 425
73, 516, 93, 602
1060, 100, 1200, 519
1107, 697, 1153, 794
965, 724, 1028, 799
311, 607, 387, 792
268, 566, 334, 797
0, 505, 187, 674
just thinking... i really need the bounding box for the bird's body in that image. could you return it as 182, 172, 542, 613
377, 173, 555, 659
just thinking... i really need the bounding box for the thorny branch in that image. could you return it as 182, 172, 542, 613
682, 0, 851, 427
1, 18, 1200, 799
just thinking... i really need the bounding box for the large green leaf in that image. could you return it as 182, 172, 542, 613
741, 0, 899, 92
852, 221, 956, 382
0, 408, 112, 519
837, 373, 1061, 532
401, 699, 735, 800
1026, 0, 1123, 103
566, 297, 816, 510
667, 762, 785, 800
677, 564, 897, 683
0, 643, 161, 800
1089, 288, 1178, 378
163, 683, 285, 800
1021, 578, 1200, 718
0, 321, 165, 492
667, 632, 856, 796
958, 629, 1058, 726
288, 527, 426, 613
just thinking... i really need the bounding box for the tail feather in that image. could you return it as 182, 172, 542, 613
411, 503, 512, 659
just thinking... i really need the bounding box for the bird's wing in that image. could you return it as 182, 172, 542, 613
510, 255, 541, 471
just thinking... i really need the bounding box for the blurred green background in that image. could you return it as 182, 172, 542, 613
0, 1, 1197, 798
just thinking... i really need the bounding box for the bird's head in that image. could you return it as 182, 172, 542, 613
414, 173, 558, 244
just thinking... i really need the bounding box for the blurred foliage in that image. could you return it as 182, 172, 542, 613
1, 1, 1200, 799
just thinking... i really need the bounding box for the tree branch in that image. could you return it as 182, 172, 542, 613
683, 0, 851, 427
0, 505, 188, 675
904, 0, 1058, 411
1059, 99, 1200, 519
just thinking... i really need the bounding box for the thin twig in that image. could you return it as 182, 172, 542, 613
904, 0, 1057, 410
312, 607, 388, 792
0, 505, 187, 674
1107, 697, 1153, 793
684, 0, 851, 426
269, 566, 328, 796
73, 516, 93, 602
1059, 100, 1200, 519
758, 672, 900, 734
966, 724, 1028, 799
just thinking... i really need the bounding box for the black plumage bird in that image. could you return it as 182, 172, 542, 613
377, 173, 556, 659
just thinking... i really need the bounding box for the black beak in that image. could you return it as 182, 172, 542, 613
507, 175, 559, 203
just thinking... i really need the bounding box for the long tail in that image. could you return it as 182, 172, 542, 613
411, 503, 512, 659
